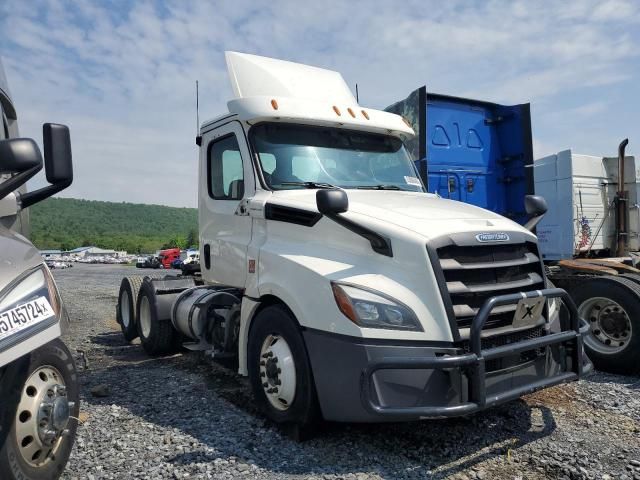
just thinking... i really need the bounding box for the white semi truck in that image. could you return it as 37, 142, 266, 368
117, 52, 591, 426
0, 58, 78, 479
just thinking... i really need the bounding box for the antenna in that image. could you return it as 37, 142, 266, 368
195, 80, 202, 146
355, 83, 359, 103
196, 80, 200, 131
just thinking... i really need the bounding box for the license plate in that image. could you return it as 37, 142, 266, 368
0, 297, 55, 342
512, 296, 546, 328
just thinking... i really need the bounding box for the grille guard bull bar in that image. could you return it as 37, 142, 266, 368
360, 288, 592, 419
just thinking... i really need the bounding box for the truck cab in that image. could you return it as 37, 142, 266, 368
120, 52, 591, 426
158, 247, 180, 269
0, 58, 78, 480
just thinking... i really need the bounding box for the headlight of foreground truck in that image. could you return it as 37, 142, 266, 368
331, 283, 423, 331
0, 266, 64, 324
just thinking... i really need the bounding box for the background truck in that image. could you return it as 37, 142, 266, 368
0, 58, 78, 480
157, 247, 180, 269
387, 87, 639, 374
116, 52, 590, 429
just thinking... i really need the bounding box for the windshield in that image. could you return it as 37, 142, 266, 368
250, 123, 424, 191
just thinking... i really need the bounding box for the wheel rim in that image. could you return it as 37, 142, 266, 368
121, 290, 131, 328
139, 295, 151, 338
579, 296, 633, 354
259, 335, 296, 411
15, 365, 73, 468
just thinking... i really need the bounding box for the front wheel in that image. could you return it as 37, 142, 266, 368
0, 339, 79, 480
247, 305, 319, 426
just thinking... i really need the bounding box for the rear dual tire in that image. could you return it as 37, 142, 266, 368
571, 276, 640, 374
136, 281, 177, 356
117, 276, 144, 341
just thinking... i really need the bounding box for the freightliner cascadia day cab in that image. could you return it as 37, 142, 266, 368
0, 58, 78, 479
117, 53, 591, 427
387, 87, 640, 375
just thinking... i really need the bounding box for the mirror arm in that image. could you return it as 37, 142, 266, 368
324, 213, 393, 257
524, 214, 544, 232
19, 179, 72, 209
0, 165, 42, 202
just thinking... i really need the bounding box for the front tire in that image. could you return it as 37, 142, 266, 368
571, 276, 640, 374
0, 339, 79, 480
136, 281, 176, 355
248, 305, 319, 426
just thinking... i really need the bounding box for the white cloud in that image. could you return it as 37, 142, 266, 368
0, 0, 638, 206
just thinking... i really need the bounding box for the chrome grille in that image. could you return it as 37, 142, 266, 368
436, 241, 546, 331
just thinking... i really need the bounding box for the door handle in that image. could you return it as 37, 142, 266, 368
203, 244, 211, 269
448, 177, 456, 194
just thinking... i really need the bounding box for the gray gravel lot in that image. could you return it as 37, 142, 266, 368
55, 264, 640, 480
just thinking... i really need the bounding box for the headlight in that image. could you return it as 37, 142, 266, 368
331, 282, 423, 331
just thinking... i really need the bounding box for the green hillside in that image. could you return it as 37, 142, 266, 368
31, 198, 198, 253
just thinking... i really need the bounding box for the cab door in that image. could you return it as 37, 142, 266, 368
199, 121, 255, 287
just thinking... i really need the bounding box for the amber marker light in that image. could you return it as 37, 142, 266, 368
347, 108, 356, 118
361, 110, 370, 120
271, 99, 278, 110
333, 105, 341, 116
331, 283, 357, 324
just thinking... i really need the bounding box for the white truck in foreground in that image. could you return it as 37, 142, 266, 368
117, 52, 591, 427
0, 58, 78, 479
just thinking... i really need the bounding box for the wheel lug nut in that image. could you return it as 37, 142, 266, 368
260, 372, 265, 377
277, 368, 281, 374
260, 361, 265, 366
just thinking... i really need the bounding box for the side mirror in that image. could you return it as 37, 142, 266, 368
524, 195, 548, 231
0, 138, 43, 174
0, 138, 43, 201
20, 123, 73, 208
43, 123, 73, 185
316, 189, 348, 215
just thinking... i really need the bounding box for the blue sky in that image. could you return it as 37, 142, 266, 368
0, 0, 638, 207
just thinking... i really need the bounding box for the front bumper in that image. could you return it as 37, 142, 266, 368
304, 288, 592, 422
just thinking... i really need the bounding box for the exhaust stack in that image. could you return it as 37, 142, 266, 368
616, 138, 629, 257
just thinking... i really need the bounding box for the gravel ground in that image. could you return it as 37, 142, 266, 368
54, 264, 640, 480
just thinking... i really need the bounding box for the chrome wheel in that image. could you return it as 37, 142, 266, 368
259, 335, 296, 411
120, 290, 131, 328
15, 366, 73, 467
139, 295, 152, 338
579, 296, 632, 354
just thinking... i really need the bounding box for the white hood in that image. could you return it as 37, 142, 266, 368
269, 189, 532, 240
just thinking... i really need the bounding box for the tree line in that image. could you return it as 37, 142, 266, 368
31, 197, 199, 253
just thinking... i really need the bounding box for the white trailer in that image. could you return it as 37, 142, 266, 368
117, 53, 590, 427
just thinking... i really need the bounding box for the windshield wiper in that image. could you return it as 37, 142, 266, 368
279, 181, 338, 189
355, 184, 404, 190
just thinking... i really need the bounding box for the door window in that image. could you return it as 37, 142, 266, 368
207, 135, 244, 200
